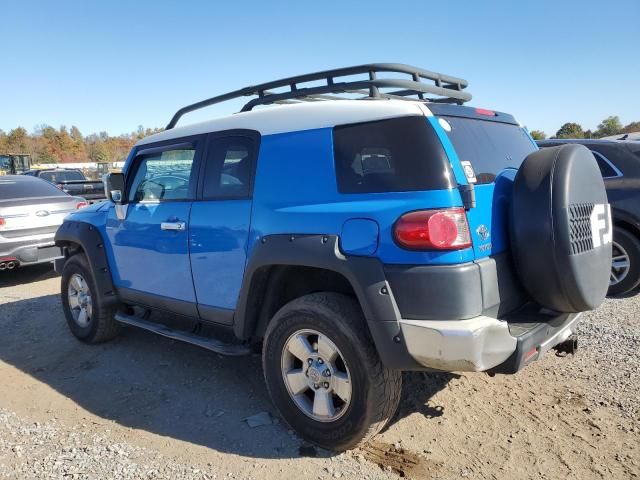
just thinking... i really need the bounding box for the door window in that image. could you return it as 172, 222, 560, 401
202, 136, 257, 199
129, 148, 196, 202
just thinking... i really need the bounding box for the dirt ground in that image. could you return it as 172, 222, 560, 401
0, 265, 638, 479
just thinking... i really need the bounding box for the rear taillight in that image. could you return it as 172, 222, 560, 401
394, 208, 472, 250
76, 202, 88, 209
0, 217, 5, 227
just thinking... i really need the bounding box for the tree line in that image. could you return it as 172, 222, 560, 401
1, 115, 638, 164
530, 116, 640, 141
0, 125, 163, 164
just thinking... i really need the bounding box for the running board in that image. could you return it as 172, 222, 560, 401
114, 313, 251, 356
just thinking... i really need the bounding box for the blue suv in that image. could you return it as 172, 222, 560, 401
55, 64, 612, 450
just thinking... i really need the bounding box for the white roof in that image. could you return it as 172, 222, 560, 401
136, 99, 432, 147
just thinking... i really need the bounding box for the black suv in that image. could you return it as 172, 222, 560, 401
538, 139, 640, 295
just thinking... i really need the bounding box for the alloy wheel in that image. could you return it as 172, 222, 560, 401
280, 329, 352, 422
610, 241, 631, 286
67, 273, 93, 328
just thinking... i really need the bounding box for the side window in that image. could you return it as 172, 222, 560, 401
590, 150, 620, 178
128, 147, 196, 202
333, 117, 453, 193
202, 136, 256, 199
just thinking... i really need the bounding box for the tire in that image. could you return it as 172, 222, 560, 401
61, 253, 121, 343
262, 292, 401, 451
608, 227, 640, 296
511, 144, 611, 312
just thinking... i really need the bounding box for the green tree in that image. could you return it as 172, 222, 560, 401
529, 130, 546, 140
88, 141, 109, 163
70, 126, 83, 143
555, 122, 584, 139
595, 116, 622, 137
7, 127, 28, 151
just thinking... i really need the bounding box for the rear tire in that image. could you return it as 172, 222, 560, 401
262, 292, 401, 451
61, 253, 121, 343
608, 227, 640, 296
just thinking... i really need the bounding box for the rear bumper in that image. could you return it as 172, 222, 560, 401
397, 310, 581, 373
0, 236, 63, 266
372, 254, 583, 373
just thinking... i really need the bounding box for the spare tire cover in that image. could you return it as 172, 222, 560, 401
511, 144, 612, 312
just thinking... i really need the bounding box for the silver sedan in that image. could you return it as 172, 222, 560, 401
0, 175, 86, 271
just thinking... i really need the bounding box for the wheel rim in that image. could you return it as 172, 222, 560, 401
280, 329, 352, 422
67, 273, 93, 328
610, 241, 631, 287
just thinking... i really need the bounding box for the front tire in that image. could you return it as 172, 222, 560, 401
608, 227, 640, 296
262, 293, 401, 451
61, 253, 121, 343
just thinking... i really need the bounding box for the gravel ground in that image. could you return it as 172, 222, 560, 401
562, 292, 640, 422
0, 265, 638, 479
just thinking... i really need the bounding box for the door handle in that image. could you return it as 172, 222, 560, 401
161, 221, 186, 231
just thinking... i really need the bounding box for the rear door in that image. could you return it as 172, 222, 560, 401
105, 139, 202, 315
189, 131, 259, 324
430, 107, 538, 258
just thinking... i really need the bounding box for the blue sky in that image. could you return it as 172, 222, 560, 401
1, 0, 638, 137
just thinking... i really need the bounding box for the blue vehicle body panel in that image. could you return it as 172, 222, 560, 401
104, 202, 196, 303
341, 218, 379, 256
248, 127, 475, 266
425, 113, 535, 259
189, 200, 252, 310
61, 104, 537, 321
426, 116, 468, 187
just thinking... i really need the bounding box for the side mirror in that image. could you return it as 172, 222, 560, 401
105, 173, 125, 204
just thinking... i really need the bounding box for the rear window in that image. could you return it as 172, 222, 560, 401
39, 170, 85, 182
333, 116, 454, 193
0, 178, 66, 200
440, 116, 536, 184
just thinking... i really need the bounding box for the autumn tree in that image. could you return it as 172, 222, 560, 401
621, 121, 640, 134
555, 122, 584, 139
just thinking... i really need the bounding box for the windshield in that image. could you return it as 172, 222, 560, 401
440, 116, 537, 184
0, 156, 11, 170
39, 170, 85, 183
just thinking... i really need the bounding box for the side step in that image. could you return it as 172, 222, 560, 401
114, 313, 252, 356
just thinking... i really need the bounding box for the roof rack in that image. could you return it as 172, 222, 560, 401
166, 63, 471, 129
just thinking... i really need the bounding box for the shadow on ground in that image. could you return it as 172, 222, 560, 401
0, 263, 58, 288
0, 293, 454, 460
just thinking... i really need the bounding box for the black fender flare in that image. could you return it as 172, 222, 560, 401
54, 221, 119, 307
233, 234, 421, 369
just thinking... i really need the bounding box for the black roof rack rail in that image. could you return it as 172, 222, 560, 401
166, 63, 471, 129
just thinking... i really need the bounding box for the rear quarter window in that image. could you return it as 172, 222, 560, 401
39, 170, 84, 182
440, 116, 536, 184
333, 116, 454, 193
589, 150, 620, 178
